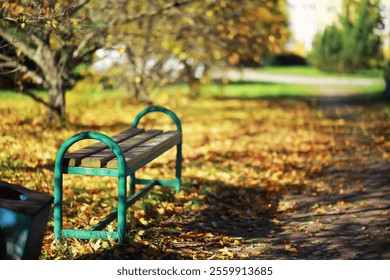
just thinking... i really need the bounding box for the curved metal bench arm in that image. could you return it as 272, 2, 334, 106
54, 107, 182, 243
54, 132, 127, 241
132, 106, 182, 132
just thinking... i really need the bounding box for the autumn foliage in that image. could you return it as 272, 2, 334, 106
1, 0, 289, 121
0, 90, 389, 259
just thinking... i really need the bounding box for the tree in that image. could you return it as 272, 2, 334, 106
101, 0, 289, 100
176, 0, 289, 97
310, 0, 382, 73
1, 0, 289, 122
0, 1, 106, 122
0, 0, 196, 122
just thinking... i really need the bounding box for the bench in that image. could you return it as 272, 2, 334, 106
53, 106, 182, 243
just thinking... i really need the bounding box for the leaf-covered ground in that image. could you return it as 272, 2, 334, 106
0, 90, 389, 259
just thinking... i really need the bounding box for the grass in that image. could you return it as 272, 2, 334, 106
155, 65, 385, 98
257, 65, 383, 78
1, 65, 385, 103
200, 81, 384, 98
201, 82, 321, 97
217, 64, 385, 97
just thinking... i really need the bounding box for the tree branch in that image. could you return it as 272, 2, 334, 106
0, 53, 45, 84
0, 27, 42, 65
119, 0, 198, 25
72, 31, 96, 59
69, 0, 91, 15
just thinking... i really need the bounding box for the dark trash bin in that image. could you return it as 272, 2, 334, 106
0, 180, 53, 260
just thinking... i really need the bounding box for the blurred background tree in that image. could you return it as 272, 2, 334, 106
310, 0, 382, 73
0, 0, 289, 123
95, 0, 289, 101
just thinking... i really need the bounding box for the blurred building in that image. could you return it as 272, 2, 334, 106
286, 0, 390, 57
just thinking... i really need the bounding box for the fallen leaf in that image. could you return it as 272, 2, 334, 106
285, 244, 299, 254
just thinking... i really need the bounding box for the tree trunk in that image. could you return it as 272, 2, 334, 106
188, 78, 200, 99
47, 76, 66, 123
182, 60, 201, 99
135, 82, 152, 105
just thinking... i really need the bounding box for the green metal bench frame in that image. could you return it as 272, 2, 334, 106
53, 106, 182, 243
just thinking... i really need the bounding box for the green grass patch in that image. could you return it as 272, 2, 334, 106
0, 90, 33, 100
0, 90, 48, 100
201, 81, 384, 99
258, 66, 383, 78
200, 82, 321, 98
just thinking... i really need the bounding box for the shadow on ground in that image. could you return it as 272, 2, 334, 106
75, 179, 282, 260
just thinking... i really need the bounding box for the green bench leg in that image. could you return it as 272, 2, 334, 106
132, 106, 183, 193
175, 143, 182, 193
129, 174, 136, 196
130, 142, 182, 194
54, 131, 128, 243
117, 174, 127, 243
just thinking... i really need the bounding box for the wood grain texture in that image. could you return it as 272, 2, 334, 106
107, 131, 181, 169
79, 130, 162, 168
64, 127, 144, 167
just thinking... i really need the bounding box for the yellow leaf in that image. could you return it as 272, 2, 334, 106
13, 4, 24, 14
178, 52, 187, 60
139, 217, 149, 226
172, 46, 181, 54
213, 50, 222, 60
92, 239, 101, 251
161, 39, 170, 50
71, 18, 78, 27
135, 76, 142, 84
118, 46, 125, 55
134, 234, 142, 242
206, 10, 214, 17
285, 244, 298, 254
336, 119, 346, 126
49, 33, 62, 50
157, 207, 165, 215
51, 20, 58, 29
134, 209, 145, 219
219, 247, 233, 257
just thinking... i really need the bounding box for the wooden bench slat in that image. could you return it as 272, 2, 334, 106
106, 131, 181, 169
64, 127, 144, 167
80, 130, 163, 168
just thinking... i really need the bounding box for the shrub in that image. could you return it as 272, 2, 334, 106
310, 0, 382, 73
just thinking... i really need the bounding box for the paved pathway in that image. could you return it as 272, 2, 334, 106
174, 96, 390, 260
259, 98, 390, 259
213, 68, 383, 87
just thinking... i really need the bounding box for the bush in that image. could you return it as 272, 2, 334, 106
310, 25, 343, 72
310, 0, 382, 73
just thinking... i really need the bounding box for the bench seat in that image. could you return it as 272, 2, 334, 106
63, 128, 181, 169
